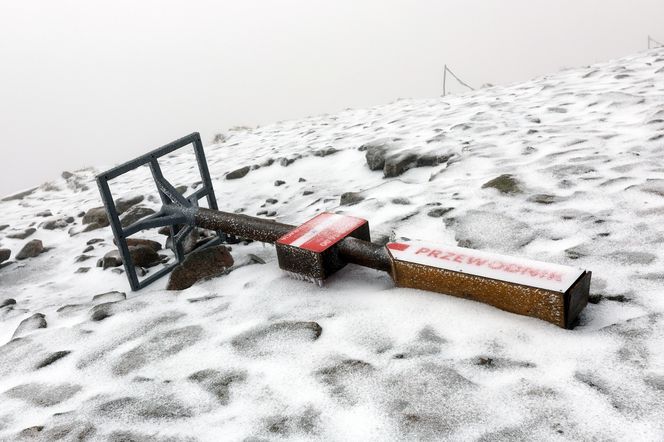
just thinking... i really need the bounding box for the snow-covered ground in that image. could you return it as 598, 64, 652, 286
1, 48, 664, 441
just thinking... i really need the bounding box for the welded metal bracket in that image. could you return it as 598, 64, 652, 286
96, 132, 229, 290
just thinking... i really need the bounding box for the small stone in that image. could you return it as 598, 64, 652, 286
391, 198, 410, 205
92, 291, 126, 303
280, 158, 295, 167
129, 244, 162, 267
427, 207, 453, 218
0, 248, 10, 264
340, 192, 364, 206
16, 239, 45, 260
40, 217, 70, 230
166, 245, 234, 290
74, 254, 93, 263
90, 301, 121, 321
274, 180, 286, 186
528, 194, 559, 204
82, 245, 94, 253
299, 177, 306, 182
313, 147, 338, 157
0, 224, 8, 231
75, 267, 90, 274
35, 210, 53, 217
266, 198, 278, 204
1, 298, 16, 308
481, 174, 523, 194
303, 190, 314, 196
7, 228, 36, 240
87, 238, 104, 245
62, 171, 74, 179
82, 207, 109, 228
365, 144, 387, 171
12, 313, 47, 338
114, 237, 162, 252
226, 166, 251, 180
111, 268, 124, 274
98, 250, 123, 269
35, 351, 71, 369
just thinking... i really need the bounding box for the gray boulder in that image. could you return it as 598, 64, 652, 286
0, 249, 10, 264
12, 313, 47, 338
7, 228, 36, 240
481, 174, 523, 194
92, 291, 126, 303
82, 207, 109, 229
115, 195, 144, 213
166, 245, 234, 290
98, 250, 123, 269
16, 240, 45, 260
120, 206, 156, 227
226, 166, 251, 180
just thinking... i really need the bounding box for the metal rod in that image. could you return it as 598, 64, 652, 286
193, 208, 392, 272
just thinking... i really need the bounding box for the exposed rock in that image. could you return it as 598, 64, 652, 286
82, 207, 109, 229
384, 152, 419, 178
481, 174, 523, 194
274, 180, 286, 186
115, 195, 145, 213
18, 426, 44, 438
120, 206, 156, 227
0, 224, 8, 231
392, 198, 410, 205
0, 249, 10, 264
89, 301, 122, 321
527, 193, 560, 204
4, 383, 81, 407
166, 245, 234, 290
314, 147, 338, 157
87, 238, 104, 245
1, 298, 16, 308
427, 207, 453, 218
82, 245, 94, 253
0, 187, 37, 202
303, 190, 314, 196
61, 171, 74, 179
92, 291, 126, 303
188, 369, 247, 405
35, 351, 71, 369
74, 254, 93, 263
16, 239, 45, 260
75, 267, 90, 274
98, 250, 123, 269
340, 192, 364, 206
12, 313, 47, 338
35, 210, 53, 217
226, 166, 250, 180
365, 144, 388, 171
128, 244, 162, 267
7, 228, 36, 239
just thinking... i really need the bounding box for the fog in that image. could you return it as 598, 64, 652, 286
1, 0, 662, 195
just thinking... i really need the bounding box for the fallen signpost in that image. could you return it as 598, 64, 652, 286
97, 133, 591, 329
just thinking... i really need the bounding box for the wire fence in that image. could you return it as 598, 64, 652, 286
648, 35, 663, 49
442, 64, 474, 97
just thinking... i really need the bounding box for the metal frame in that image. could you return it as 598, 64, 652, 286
96, 132, 226, 290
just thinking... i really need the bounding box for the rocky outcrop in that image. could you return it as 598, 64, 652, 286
0, 249, 10, 264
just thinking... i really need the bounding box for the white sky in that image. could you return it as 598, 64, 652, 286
1, 0, 662, 195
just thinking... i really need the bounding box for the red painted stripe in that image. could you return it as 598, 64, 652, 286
277, 212, 332, 245
387, 242, 409, 251
299, 217, 366, 252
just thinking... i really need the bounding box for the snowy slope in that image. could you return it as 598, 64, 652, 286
1, 48, 664, 441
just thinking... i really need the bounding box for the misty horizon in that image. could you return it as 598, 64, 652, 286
1, 0, 663, 195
